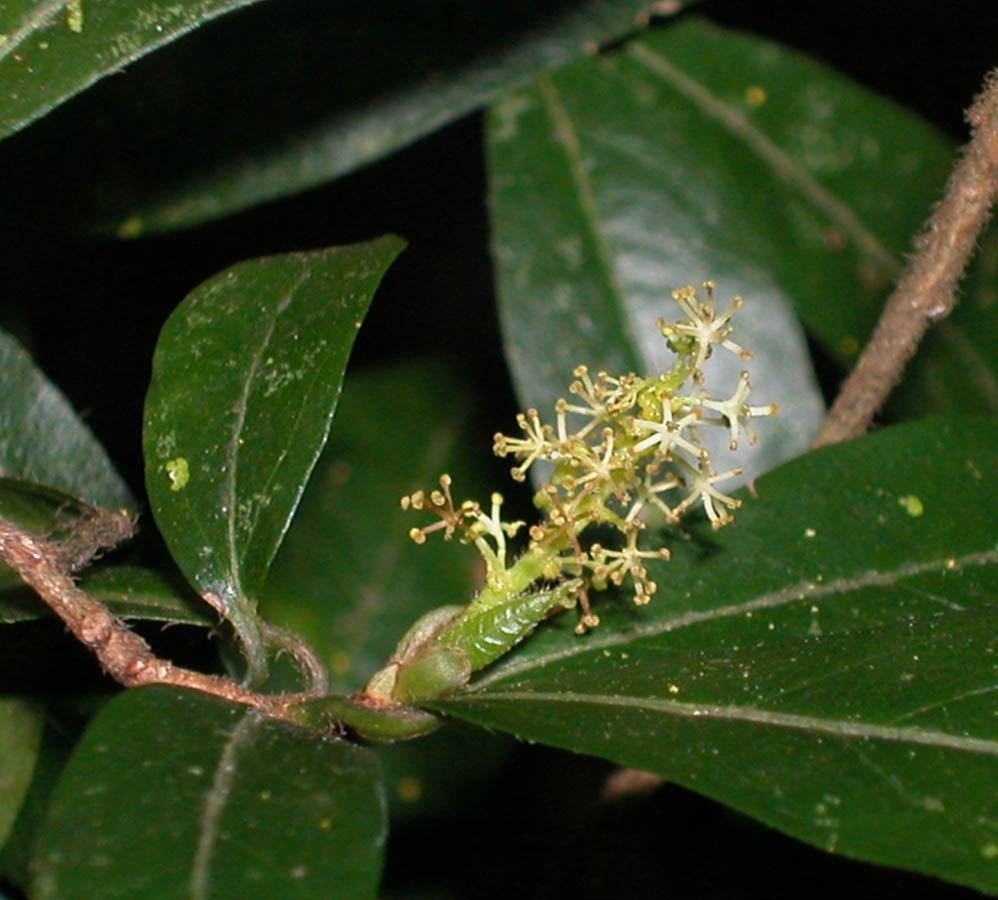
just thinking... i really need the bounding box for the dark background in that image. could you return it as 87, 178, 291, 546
3, 2, 996, 897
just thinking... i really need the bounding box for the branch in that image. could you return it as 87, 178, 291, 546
813, 67, 998, 448
0, 515, 303, 721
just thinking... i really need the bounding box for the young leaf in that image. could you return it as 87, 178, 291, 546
32, 686, 386, 899
143, 236, 404, 677
0, 0, 268, 140
437, 417, 998, 894
0, 329, 133, 510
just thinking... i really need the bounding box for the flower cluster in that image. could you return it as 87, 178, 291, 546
402, 283, 776, 632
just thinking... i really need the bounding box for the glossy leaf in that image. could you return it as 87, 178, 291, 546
491, 16, 998, 422
0, 0, 267, 140
487, 14, 996, 472
0, 697, 44, 849
0, 329, 133, 510
143, 236, 405, 675
32, 686, 386, 899
439, 417, 998, 894
84, 0, 692, 234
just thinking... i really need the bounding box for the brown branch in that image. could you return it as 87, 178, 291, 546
0, 515, 306, 721
813, 67, 998, 448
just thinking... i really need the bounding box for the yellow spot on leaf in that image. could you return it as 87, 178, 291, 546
67, 1, 84, 33
396, 777, 422, 803
898, 495, 924, 517
744, 85, 767, 107
330, 651, 352, 676
839, 335, 860, 356
165, 458, 190, 491
117, 215, 144, 239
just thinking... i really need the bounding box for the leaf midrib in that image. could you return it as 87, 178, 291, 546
468, 547, 998, 689
452, 688, 998, 756
189, 708, 262, 899
223, 265, 309, 595
537, 76, 643, 372
625, 39, 899, 277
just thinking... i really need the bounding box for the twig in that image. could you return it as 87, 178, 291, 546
813, 67, 998, 448
0, 515, 302, 721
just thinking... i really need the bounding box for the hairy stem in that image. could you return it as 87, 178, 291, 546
0, 516, 308, 721
814, 67, 998, 448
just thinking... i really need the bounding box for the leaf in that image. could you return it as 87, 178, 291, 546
79, 0, 693, 234
142, 236, 405, 676
491, 15, 998, 422
0, 697, 44, 849
32, 686, 386, 899
0, 0, 268, 140
0, 724, 72, 893
0, 328, 133, 510
438, 417, 998, 894
489, 20, 830, 481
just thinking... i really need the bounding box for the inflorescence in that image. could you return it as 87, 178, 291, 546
400, 283, 777, 633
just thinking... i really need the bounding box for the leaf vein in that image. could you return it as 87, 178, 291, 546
536, 76, 641, 366
471, 547, 998, 687
625, 41, 898, 278
189, 710, 263, 899
470, 689, 998, 756
224, 264, 310, 592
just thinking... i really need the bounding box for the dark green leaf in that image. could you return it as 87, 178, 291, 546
83, 565, 215, 626
439, 417, 998, 894
86, 0, 692, 234
0, 329, 133, 510
0, 723, 72, 893
143, 237, 405, 674
0, 0, 267, 140
0, 697, 43, 849
32, 686, 386, 899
